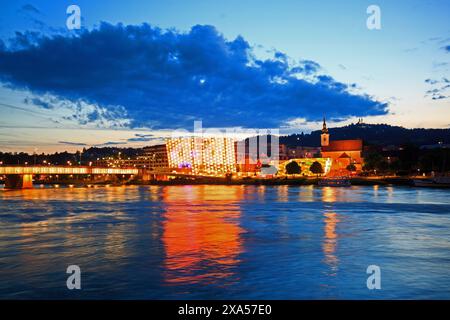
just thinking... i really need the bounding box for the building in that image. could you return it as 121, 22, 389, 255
94, 144, 168, 170
287, 146, 321, 159
320, 118, 364, 173
166, 137, 236, 176
142, 144, 169, 171
279, 144, 289, 161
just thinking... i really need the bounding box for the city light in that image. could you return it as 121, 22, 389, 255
278, 158, 332, 176
0, 166, 138, 175
166, 137, 236, 176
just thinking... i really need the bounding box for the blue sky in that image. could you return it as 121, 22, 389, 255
0, 0, 449, 152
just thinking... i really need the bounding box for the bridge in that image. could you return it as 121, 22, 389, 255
0, 166, 139, 189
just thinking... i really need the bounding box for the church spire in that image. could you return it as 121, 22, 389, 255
321, 117, 330, 147
322, 117, 328, 134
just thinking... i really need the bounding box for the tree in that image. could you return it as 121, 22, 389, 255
398, 144, 420, 172
310, 161, 323, 177
346, 164, 356, 172
285, 161, 301, 175
363, 151, 384, 172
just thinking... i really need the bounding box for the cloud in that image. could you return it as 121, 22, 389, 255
432, 95, 447, 100
127, 137, 151, 142
0, 23, 388, 129
20, 4, 41, 15
135, 133, 153, 138
58, 141, 87, 146
24, 95, 130, 128
24, 96, 54, 109
59, 140, 130, 146
424, 77, 450, 100
99, 141, 128, 146
17, 4, 46, 30
127, 133, 155, 142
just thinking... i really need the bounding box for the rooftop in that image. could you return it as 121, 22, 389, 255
322, 139, 363, 152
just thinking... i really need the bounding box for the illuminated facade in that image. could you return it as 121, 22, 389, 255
166, 137, 236, 176
0, 166, 138, 175
142, 144, 169, 170
278, 158, 332, 176
93, 145, 168, 170
320, 118, 364, 173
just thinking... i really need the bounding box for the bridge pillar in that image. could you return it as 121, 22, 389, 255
4, 174, 33, 189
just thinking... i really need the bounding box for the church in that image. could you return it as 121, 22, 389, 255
320, 118, 364, 174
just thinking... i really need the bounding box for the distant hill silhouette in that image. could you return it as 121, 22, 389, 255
280, 123, 450, 147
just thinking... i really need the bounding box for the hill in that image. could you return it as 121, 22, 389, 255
280, 123, 450, 147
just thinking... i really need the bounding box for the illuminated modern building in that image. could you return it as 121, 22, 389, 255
142, 144, 169, 170
94, 144, 168, 170
166, 137, 236, 176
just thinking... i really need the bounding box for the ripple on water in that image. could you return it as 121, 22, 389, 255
0, 185, 449, 299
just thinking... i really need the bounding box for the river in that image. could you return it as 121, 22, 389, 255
0, 185, 449, 299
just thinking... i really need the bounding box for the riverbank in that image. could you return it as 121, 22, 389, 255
135, 176, 416, 186
125, 176, 420, 187
2, 176, 447, 188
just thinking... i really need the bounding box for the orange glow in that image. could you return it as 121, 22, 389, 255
322, 212, 339, 272
22, 174, 33, 189
161, 186, 243, 284
0, 166, 138, 175
278, 158, 332, 176
166, 137, 236, 176
322, 187, 337, 202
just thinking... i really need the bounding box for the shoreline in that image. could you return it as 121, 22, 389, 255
2, 177, 448, 188
134, 177, 416, 186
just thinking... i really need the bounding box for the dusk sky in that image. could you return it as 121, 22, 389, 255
0, 0, 449, 152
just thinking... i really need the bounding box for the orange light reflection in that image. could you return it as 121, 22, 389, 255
161, 186, 244, 285
322, 212, 340, 274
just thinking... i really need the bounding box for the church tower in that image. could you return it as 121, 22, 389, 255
321, 117, 329, 147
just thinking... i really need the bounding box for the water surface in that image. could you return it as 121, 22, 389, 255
0, 185, 449, 299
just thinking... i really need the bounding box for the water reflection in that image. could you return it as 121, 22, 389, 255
0, 187, 143, 286
320, 187, 340, 275
322, 187, 337, 203
373, 185, 379, 198
322, 212, 340, 274
276, 185, 288, 202
1, 185, 450, 299
161, 186, 244, 285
